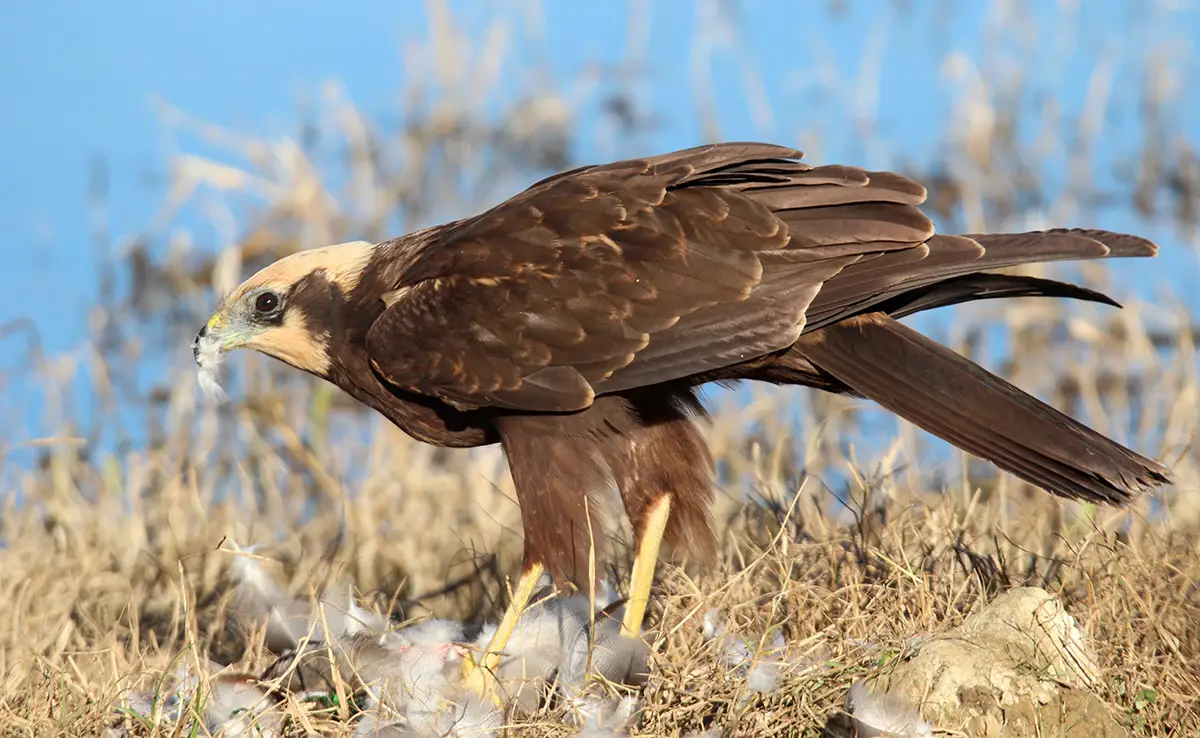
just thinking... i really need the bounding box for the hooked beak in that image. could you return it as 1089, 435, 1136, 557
193, 313, 259, 364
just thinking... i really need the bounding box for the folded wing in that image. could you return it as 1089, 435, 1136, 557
364, 143, 1155, 412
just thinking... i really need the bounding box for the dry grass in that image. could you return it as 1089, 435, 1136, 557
2, 1, 1199, 735
2, 415, 1198, 735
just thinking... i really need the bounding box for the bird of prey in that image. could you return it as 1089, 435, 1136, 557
194, 142, 1172, 699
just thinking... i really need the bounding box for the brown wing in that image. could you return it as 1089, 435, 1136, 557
364, 143, 935, 412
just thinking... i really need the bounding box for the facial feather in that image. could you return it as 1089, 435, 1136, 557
231, 241, 376, 303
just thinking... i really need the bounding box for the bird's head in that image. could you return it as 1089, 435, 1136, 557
193, 240, 377, 400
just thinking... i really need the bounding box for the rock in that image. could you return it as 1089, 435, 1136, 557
849, 587, 1128, 737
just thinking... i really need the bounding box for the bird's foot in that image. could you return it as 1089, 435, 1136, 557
456, 562, 545, 709
460, 652, 505, 708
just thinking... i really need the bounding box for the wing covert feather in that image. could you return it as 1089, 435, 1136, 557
364, 143, 1066, 411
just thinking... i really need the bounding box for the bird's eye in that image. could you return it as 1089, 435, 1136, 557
255, 292, 280, 314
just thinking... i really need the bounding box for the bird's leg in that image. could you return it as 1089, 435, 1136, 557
462, 561, 545, 702
621, 493, 671, 637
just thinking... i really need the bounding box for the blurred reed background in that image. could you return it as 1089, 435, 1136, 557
0, 0, 1197, 734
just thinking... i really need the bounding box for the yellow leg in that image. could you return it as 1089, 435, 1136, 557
621, 494, 671, 637
462, 562, 545, 701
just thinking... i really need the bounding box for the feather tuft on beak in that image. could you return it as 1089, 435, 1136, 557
194, 323, 229, 403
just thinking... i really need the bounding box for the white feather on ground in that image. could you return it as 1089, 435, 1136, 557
114, 547, 863, 736
477, 584, 618, 711
226, 540, 389, 653
108, 659, 283, 737
345, 620, 504, 736
464, 581, 651, 723
572, 694, 642, 737
351, 712, 414, 737
701, 609, 789, 695
222, 546, 648, 735
844, 680, 933, 738
223, 540, 504, 735
558, 609, 650, 718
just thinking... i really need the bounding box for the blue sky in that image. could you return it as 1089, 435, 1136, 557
1, 0, 1198, 444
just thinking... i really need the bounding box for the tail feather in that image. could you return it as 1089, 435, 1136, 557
964, 228, 1159, 259
794, 313, 1171, 504
880, 273, 1122, 319
805, 228, 1150, 330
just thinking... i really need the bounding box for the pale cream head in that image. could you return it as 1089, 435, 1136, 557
193, 241, 376, 399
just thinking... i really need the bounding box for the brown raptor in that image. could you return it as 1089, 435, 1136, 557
194, 142, 1172, 699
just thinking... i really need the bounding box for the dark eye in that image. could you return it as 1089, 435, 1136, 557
255, 292, 280, 314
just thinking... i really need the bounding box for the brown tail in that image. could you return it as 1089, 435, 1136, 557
792, 313, 1172, 504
